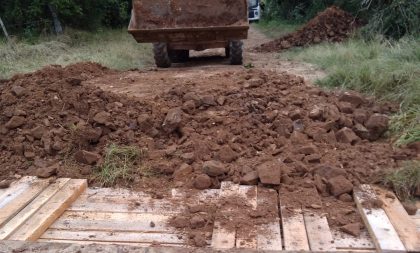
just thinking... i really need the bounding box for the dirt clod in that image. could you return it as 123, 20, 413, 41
5, 116, 26, 129
0, 180, 12, 189
74, 150, 101, 165
36, 164, 58, 178
162, 107, 183, 134
335, 127, 359, 144
340, 222, 361, 237
402, 202, 418, 215
328, 175, 353, 196
193, 174, 212, 190
203, 160, 227, 177
257, 160, 281, 185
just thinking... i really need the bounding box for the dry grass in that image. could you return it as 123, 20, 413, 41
96, 144, 148, 187
382, 161, 420, 201
0, 28, 153, 79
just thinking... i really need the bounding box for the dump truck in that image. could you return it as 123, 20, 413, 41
128, 0, 249, 68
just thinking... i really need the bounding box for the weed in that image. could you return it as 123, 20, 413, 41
283, 37, 420, 144
0, 28, 154, 79
382, 161, 420, 200
96, 144, 147, 187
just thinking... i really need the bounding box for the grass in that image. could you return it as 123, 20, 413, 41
96, 144, 148, 187
382, 161, 420, 200
254, 19, 301, 38
281, 37, 420, 145
0, 28, 153, 79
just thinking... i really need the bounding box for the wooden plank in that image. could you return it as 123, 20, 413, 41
279, 191, 310, 252
304, 213, 336, 251
49, 211, 176, 233
332, 230, 375, 250
0, 176, 36, 208
68, 200, 183, 214
211, 182, 245, 249
40, 229, 184, 244
8, 179, 87, 241
375, 187, 420, 252
256, 188, 282, 250
211, 221, 236, 249
0, 177, 50, 227
37, 239, 183, 247
0, 178, 70, 240
354, 185, 406, 252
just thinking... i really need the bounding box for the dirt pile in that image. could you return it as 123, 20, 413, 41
0, 62, 416, 231
255, 6, 359, 52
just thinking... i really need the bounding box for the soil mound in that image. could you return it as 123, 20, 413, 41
0, 63, 416, 230
255, 6, 359, 52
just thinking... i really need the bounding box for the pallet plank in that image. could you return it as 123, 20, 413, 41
40, 229, 184, 244
211, 182, 255, 249
211, 182, 237, 249
37, 239, 183, 247
256, 188, 282, 250
354, 185, 406, 252
0, 177, 50, 227
8, 179, 87, 241
49, 211, 175, 233
68, 200, 183, 214
332, 230, 375, 250
281, 207, 309, 250
0, 178, 70, 240
375, 187, 420, 252
304, 213, 336, 251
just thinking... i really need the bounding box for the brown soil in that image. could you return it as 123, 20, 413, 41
0, 27, 417, 241
255, 6, 359, 52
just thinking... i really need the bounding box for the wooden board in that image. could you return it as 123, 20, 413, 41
280, 207, 310, 251
37, 239, 182, 247
354, 185, 406, 252
375, 187, 420, 252
211, 182, 238, 249
49, 211, 176, 233
304, 213, 336, 251
211, 182, 258, 249
40, 229, 184, 244
68, 199, 183, 214
256, 188, 282, 250
332, 230, 375, 250
0, 178, 70, 240
8, 179, 87, 241
0, 177, 50, 227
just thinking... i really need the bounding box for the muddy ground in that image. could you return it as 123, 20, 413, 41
0, 27, 418, 240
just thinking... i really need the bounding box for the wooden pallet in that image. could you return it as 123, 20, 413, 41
0, 177, 419, 252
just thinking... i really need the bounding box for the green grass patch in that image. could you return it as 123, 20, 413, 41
96, 144, 148, 187
0, 28, 153, 79
382, 161, 420, 201
282, 37, 420, 145
254, 19, 301, 38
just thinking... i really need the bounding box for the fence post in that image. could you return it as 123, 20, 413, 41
48, 3, 63, 34
0, 17, 9, 41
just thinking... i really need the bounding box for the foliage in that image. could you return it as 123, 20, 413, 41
0, 0, 131, 35
360, 0, 420, 39
283, 37, 420, 144
382, 161, 420, 200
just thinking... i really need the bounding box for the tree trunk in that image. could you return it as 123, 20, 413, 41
48, 3, 63, 35
0, 17, 9, 40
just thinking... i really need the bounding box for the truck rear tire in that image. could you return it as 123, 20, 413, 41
229, 40, 243, 65
153, 43, 171, 68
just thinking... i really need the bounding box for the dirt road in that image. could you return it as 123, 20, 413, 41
85, 26, 325, 98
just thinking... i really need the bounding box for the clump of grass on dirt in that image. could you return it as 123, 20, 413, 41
0, 28, 153, 79
254, 19, 301, 38
282, 37, 420, 144
382, 161, 420, 201
96, 144, 148, 187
